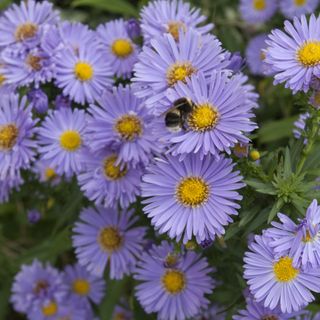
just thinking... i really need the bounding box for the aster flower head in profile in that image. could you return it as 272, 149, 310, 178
0, 93, 38, 180
0, 0, 59, 49
265, 14, 320, 93
140, 0, 213, 44
243, 234, 320, 313
0, 174, 23, 204
72, 207, 147, 278
132, 29, 226, 102
141, 153, 244, 243
97, 19, 139, 79
32, 159, 61, 186
293, 112, 310, 141
54, 43, 113, 105
37, 108, 87, 177
155, 71, 257, 159
63, 263, 105, 306
10, 260, 66, 315
78, 149, 143, 208
86, 85, 161, 167
134, 241, 214, 320
245, 34, 268, 76
280, 0, 319, 19
266, 199, 320, 269
239, 0, 278, 24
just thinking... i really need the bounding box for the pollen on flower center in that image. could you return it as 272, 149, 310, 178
74, 62, 94, 81
253, 0, 266, 10
42, 301, 58, 317
176, 176, 209, 207
297, 41, 320, 67
98, 227, 123, 252
167, 21, 187, 41
188, 103, 220, 132
112, 39, 133, 58
162, 269, 186, 294
260, 51, 266, 61
273, 256, 299, 282
26, 55, 42, 71
60, 130, 82, 152
103, 155, 127, 180
73, 278, 90, 295
0, 124, 19, 151
45, 167, 57, 180
294, 0, 306, 6
15, 22, 38, 41
166, 62, 196, 86
303, 230, 314, 243
0, 74, 6, 86
115, 114, 142, 141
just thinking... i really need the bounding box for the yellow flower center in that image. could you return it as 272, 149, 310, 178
112, 39, 133, 58
33, 280, 49, 295
0, 74, 6, 86
42, 301, 58, 317
113, 313, 127, 320
98, 226, 123, 252
167, 62, 196, 86
295, 0, 306, 6
188, 103, 220, 132
273, 256, 299, 282
167, 21, 187, 41
15, 22, 38, 41
60, 130, 82, 152
103, 155, 127, 180
115, 115, 142, 141
303, 230, 314, 242
0, 124, 19, 151
45, 167, 57, 180
297, 41, 320, 67
74, 62, 94, 81
253, 0, 266, 10
176, 176, 209, 207
162, 269, 186, 294
72, 279, 90, 296
260, 51, 266, 61
26, 55, 42, 71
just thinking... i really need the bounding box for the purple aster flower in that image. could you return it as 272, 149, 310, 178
141, 153, 244, 243
63, 263, 105, 306
0, 0, 59, 49
233, 143, 249, 158
154, 71, 257, 159
309, 90, 320, 108
293, 112, 310, 140
0, 93, 38, 179
0, 173, 23, 203
112, 303, 133, 320
233, 298, 296, 319
280, 0, 319, 19
97, 19, 139, 79
86, 85, 161, 167
126, 18, 141, 39
27, 209, 41, 224
27, 88, 49, 114
37, 108, 87, 177
78, 149, 143, 208
226, 52, 246, 73
1, 46, 54, 87
134, 241, 214, 320
265, 14, 320, 93
235, 72, 260, 109
140, 0, 213, 44
266, 199, 320, 269
132, 29, 227, 102
32, 159, 61, 185
243, 234, 320, 313
11, 260, 66, 314
72, 206, 147, 278
245, 34, 268, 76
239, 0, 278, 24
54, 43, 113, 105
54, 94, 71, 110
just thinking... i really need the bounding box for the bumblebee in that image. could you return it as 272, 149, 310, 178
164, 97, 195, 132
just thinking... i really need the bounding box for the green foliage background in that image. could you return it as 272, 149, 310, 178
1, 0, 320, 319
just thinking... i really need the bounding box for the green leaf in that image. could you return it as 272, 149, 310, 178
258, 116, 297, 143
224, 222, 240, 240
244, 179, 276, 195
283, 147, 292, 178
0, 0, 11, 10
268, 198, 284, 223
72, 0, 138, 16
